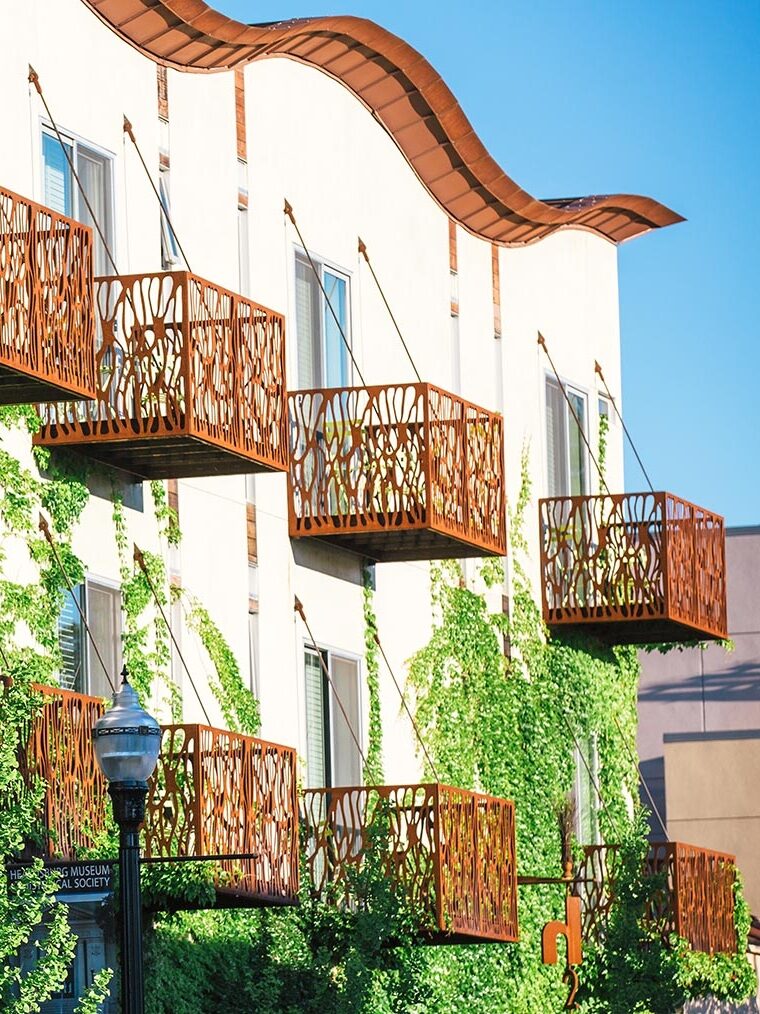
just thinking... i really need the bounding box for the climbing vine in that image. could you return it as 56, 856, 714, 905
181, 592, 260, 736
362, 565, 384, 784
405, 445, 755, 1013
0, 412, 112, 1010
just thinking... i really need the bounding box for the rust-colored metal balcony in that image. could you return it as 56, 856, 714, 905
301, 783, 518, 943
0, 185, 96, 403
574, 842, 737, 955
35, 271, 287, 479
144, 724, 300, 907
539, 492, 727, 644
288, 384, 506, 561
21, 685, 108, 858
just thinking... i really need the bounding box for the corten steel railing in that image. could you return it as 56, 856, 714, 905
288, 383, 506, 561
539, 492, 727, 644
36, 270, 287, 479
574, 842, 737, 955
301, 783, 519, 943
0, 185, 95, 403
21, 685, 108, 858
144, 724, 300, 906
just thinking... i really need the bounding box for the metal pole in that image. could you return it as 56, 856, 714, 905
109, 781, 147, 1014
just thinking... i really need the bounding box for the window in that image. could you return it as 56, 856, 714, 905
545, 376, 588, 497
574, 734, 600, 845
42, 129, 114, 276
304, 647, 361, 788
58, 580, 122, 698
294, 252, 350, 389
238, 206, 250, 297
159, 169, 180, 269
598, 396, 610, 422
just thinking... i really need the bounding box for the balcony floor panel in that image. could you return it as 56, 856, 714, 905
294, 525, 500, 562
547, 616, 723, 646
0, 365, 93, 405
36, 433, 283, 480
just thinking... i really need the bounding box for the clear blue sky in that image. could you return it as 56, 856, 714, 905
217, 0, 760, 525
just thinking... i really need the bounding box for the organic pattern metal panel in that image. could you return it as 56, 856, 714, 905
0, 185, 95, 400
301, 782, 518, 943
289, 385, 428, 534
539, 492, 727, 641
38, 270, 287, 471
665, 496, 727, 640
22, 685, 108, 858
145, 724, 299, 903
288, 383, 506, 556
574, 842, 737, 955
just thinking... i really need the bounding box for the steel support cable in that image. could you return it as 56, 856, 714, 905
595, 360, 655, 494
538, 332, 611, 497
28, 67, 120, 277
539, 335, 667, 839
357, 238, 422, 383
133, 545, 213, 727
283, 200, 366, 387
38, 515, 117, 695
123, 117, 194, 273
610, 710, 669, 842
294, 596, 368, 770
372, 632, 440, 783
557, 706, 620, 839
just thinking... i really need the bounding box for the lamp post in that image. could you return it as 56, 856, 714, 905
93, 669, 161, 1014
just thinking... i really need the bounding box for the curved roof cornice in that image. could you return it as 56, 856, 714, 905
83, 0, 684, 245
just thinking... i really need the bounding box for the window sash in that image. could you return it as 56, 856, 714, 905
295, 253, 351, 390
304, 647, 361, 789
545, 377, 589, 497
41, 129, 113, 277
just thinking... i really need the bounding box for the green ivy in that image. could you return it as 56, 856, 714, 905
182, 593, 260, 736
0, 415, 112, 1010
362, 566, 383, 784
112, 495, 179, 718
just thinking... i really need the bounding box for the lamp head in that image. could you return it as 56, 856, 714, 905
92, 668, 161, 784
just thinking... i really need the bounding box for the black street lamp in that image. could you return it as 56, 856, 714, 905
93, 669, 161, 1014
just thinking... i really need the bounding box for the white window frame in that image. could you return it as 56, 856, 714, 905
302, 641, 364, 789
291, 245, 353, 390
39, 121, 116, 275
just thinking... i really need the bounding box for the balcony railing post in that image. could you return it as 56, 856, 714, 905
421, 384, 432, 527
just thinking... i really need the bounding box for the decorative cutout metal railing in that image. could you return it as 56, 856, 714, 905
539, 492, 727, 644
0, 185, 95, 403
574, 842, 737, 955
301, 783, 518, 943
21, 685, 108, 857
22, 693, 299, 906
288, 383, 506, 561
36, 271, 287, 479
144, 724, 300, 906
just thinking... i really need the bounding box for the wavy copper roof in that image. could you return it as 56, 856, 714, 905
83, 0, 684, 245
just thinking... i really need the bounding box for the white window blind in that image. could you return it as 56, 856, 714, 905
545, 377, 589, 497
546, 377, 568, 497
295, 255, 321, 389
86, 583, 122, 699
77, 145, 112, 276
305, 649, 327, 788
330, 656, 361, 787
